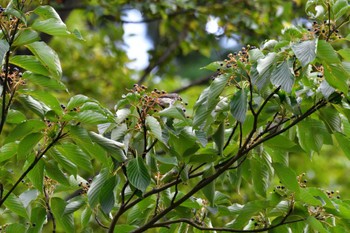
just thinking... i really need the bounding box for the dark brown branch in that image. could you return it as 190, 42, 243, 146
241, 86, 281, 150
137, 26, 188, 84
0, 126, 66, 207
121, 10, 195, 24
150, 217, 305, 232
0, 13, 21, 134
130, 97, 330, 233
247, 74, 256, 115
153, 198, 297, 231
44, 185, 56, 233
224, 121, 239, 150
95, 215, 109, 229
172, 74, 213, 93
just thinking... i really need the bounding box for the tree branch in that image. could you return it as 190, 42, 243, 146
0, 125, 66, 207
172, 74, 214, 93
137, 26, 188, 84
150, 217, 305, 232
44, 185, 56, 233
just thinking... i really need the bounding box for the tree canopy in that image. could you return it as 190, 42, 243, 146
0, 0, 350, 232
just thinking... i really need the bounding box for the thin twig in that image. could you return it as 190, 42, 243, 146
0, 127, 65, 207
150, 217, 305, 232
137, 26, 188, 84
121, 10, 194, 24
43, 185, 56, 233
247, 74, 256, 116
223, 121, 239, 150
95, 215, 109, 229
172, 74, 213, 93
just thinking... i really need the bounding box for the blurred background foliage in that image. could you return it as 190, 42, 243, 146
8, 0, 349, 200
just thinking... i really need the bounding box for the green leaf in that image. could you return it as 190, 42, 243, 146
307, 216, 329, 233
100, 176, 118, 214
0, 142, 18, 163
115, 108, 131, 124
297, 118, 332, 153
4, 6, 26, 25
168, 129, 200, 159
207, 74, 230, 108
75, 110, 109, 124
212, 122, 224, 155
22, 72, 66, 90
51, 197, 74, 233
323, 63, 348, 93
17, 132, 43, 160
273, 163, 300, 193
201, 61, 222, 71
19, 189, 39, 208
6, 109, 26, 124
5, 119, 46, 143
64, 200, 85, 215
126, 156, 151, 193
25, 41, 62, 79
298, 188, 323, 206
29, 90, 63, 116
146, 115, 163, 142
27, 159, 44, 191
18, 94, 48, 118
251, 156, 269, 197
318, 106, 342, 132
265, 135, 296, 150
292, 39, 317, 67
193, 103, 211, 128
338, 48, 350, 61
48, 148, 77, 176
10, 55, 50, 76
189, 148, 218, 164
66, 94, 90, 110
87, 168, 108, 208
81, 207, 92, 227
335, 133, 350, 160
202, 165, 215, 206
333, 0, 350, 20
32, 18, 70, 36
254, 52, 276, 90
45, 160, 70, 186
69, 126, 108, 163
27, 206, 46, 233
158, 105, 187, 122
228, 200, 269, 229
271, 61, 294, 92
4, 193, 29, 219
318, 80, 335, 98
56, 143, 93, 172
0, 39, 9, 65
13, 29, 40, 47
248, 48, 264, 63
89, 131, 126, 162
230, 89, 248, 123
5, 223, 26, 233
317, 40, 340, 64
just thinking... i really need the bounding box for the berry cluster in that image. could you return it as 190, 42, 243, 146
129, 84, 187, 128
44, 176, 57, 196
0, 67, 24, 93
297, 173, 307, 188
250, 214, 269, 228
308, 20, 342, 40
78, 178, 93, 195
308, 205, 332, 221
326, 190, 340, 199
222, 45, 254, 70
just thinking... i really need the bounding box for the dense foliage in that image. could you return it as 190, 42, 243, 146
0, 0, 350, 233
